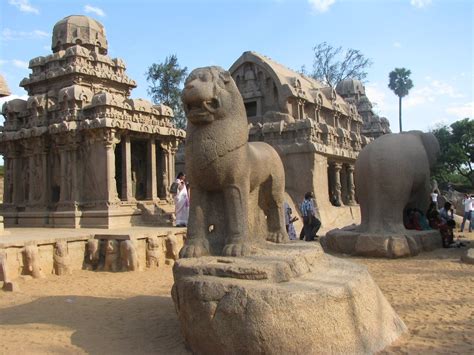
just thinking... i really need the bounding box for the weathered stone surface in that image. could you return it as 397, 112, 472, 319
172, 243, 406, 354
180, 66, 287, 258
1, 250, 19, 291
146, 236, 160, 268
53, 241, 72, 275
461, 248, 474, 264
84, 238, 102, 270
104, 240, 120, 272
120, 239, 140, 271
323, 131, 441, 257
165, 231, 179, 262
322, 229, 441, 258
23, 244, 44, 278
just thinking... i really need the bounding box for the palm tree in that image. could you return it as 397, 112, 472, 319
388, 68, 413, 132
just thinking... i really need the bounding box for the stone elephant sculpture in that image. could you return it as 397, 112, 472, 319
322, 131, 441, 258
355, 131, 440, 234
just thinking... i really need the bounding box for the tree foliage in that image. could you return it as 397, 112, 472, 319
309, 42, 372, 87
388, 67, 413, 132
146, 54, 188, 129
432, 118, 474, 188
388, 68, 413, 98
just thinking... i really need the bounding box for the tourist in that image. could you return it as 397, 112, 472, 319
174, 172, 189, 227
460, 194, 474, 233
284, 202, 298, 240
430, 189, 439, 208
405, 208, 430, 231
439, 202, 454, 224
426, 202, 442, 229
300, 192, 321, 241
439, 219, 456, 248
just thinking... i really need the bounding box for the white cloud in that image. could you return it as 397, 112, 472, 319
1, 28, 49, 41
8, 0, 39, 14
446, 102, 474, 119
365, 84, 388, 111
393, 41, 402, 48
0, 59, 7, 66
12, 59, 28, 69
410, 0, 432, 8
308, 0, 335, 13
404, 79, 464, 108
430, 80, 464, 98
84, 5, 106, 17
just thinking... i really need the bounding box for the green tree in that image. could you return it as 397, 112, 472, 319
388, 68, 413, 133
146, 54, 188, 129
432, 118, 474, 188
309, 42, 372, 87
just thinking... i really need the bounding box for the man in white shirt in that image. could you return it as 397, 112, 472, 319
460, 194, 474, 233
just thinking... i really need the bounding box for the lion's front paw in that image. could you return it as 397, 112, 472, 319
267, 231, 287, 243
179, 240, 210, 258
222, 243, 251, 257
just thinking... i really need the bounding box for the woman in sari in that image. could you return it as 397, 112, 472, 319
174, 172, 189, 227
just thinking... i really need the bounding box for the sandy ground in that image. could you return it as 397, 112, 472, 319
1, 231, 473, 354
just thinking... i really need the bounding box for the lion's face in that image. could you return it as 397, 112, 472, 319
182, 66, 234, 125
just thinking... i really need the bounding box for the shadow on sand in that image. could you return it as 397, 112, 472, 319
0, 295, 189, 355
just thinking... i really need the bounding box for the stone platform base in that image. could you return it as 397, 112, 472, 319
172, 243, 406, 354
321, 226, 442, 258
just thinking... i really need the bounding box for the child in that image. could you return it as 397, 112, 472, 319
285, 205, 298, 240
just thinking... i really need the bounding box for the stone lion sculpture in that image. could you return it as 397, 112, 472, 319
180, 66, 287, 257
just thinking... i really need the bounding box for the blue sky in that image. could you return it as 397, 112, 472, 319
0, 0, 472, 133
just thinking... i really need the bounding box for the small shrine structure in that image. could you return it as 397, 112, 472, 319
0, 15, 185, 228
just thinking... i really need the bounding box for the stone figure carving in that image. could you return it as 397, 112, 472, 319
53, 241, 72, 275
165, 231, 179, 261
146, 236, 160, 268
180, 66, 287, 257
1, 250, 18, 291
104, 239, 120, 272
120, 240, 140, 271
23, 244, 44, 278
32, 155, 44, 202
85, 238, 102, 270
323, 131, 441, 257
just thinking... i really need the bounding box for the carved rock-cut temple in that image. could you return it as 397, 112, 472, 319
336, 78, 391, 139
229, 51, 371, 226
0, 15, 185, 228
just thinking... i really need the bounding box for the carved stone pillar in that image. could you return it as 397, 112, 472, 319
40, 150, 48, 205
3, 157, 12, 204
331, 162, 342, 207
59, 148, 69, 202
28, 153, 35, 204
347, 164, 356, 205
69, 145, 78, 204
146, 138, 157, 200
11, 155, 20, 205
105, 129, 120, 203
159, 142, 170, 200
121, 135, 133, 201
